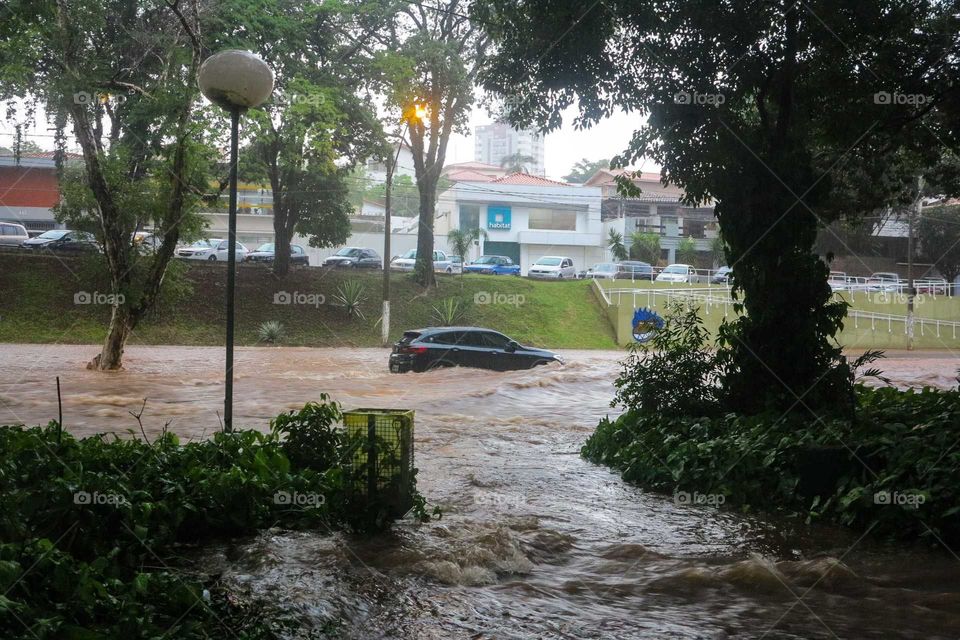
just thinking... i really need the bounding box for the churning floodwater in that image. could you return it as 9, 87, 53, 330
1, 345, 959, 638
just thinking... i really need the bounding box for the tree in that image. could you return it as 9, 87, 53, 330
447, 226, 487, 282
499, 152, 535, 173
375, 0, 488, 287
480, 0, 959, 413
676, 237, 698, 266
709, 235, 727, 268
630, 232, 660, 265
607, 229, 628, 261
919, 205, 960, 295
219, 0, 385, 276
2, 0, 210, 370
564, 157, 609, 183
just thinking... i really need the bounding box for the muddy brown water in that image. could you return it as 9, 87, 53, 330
1, 345, 959, 639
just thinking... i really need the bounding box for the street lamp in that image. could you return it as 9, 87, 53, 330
381, 104, 427, 347
198, 50, 274, 432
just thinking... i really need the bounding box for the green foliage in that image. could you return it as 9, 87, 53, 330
613, 302, 723, 418
676, 237, 698, 265
607, 229, 629, 261
257, 320, 284, 344
709, 235, 726, 268
583, 385, 960, 544
563, 157, 609, 183
499, 152, 536, 173
629, 231, 660, 264
479, 0, 959, 414
447, 227, 487, 281
432, 298, 464, 326
333, 280, 367, 319
0, 399, 428, 637
919, 204, 960, 286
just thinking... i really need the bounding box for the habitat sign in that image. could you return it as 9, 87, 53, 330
487, 205, 512, 230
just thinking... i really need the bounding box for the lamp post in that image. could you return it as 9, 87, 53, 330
381, 104, 426, 347
198, 50, 274, 432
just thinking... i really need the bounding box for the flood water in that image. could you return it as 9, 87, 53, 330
1, 344, 959, 639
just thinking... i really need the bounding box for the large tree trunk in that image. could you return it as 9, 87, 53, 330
716, 151, 847, 415
413, 176, 437, 287
272, 207, 292, 277
91, 304, 135, 370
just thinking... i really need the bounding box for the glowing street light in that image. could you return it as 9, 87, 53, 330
198, 50, 273, 432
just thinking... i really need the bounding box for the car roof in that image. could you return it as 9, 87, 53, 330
411, 326, 508, 334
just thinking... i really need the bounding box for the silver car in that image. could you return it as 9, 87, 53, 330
0, 222, 29, 247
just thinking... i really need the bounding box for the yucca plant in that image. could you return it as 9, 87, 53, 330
257, 320, 284, 344
334, 280, 366, 319
431, 298, 463, 326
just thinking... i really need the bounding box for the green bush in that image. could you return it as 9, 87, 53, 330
0, 399, 429, 638
583, 385, 960, 543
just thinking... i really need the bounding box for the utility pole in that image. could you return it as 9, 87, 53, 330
381, 129, 409, 347
906, 176, 924, 351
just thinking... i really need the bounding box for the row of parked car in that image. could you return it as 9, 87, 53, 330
829, 271, 951, 294
581, 261, 733, 284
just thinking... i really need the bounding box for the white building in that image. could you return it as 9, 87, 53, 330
474, 123, 546, 177
435, 173, 604, 274
365, 142, 416, 183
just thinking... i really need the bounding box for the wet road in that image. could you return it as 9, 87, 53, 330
1, 345, 959, 639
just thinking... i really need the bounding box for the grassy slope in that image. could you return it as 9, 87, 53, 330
0, 253, 617, 350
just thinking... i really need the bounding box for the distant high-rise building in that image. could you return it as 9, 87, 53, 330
474, 122, 545, 176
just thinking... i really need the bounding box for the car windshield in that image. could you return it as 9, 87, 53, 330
189, 240, 213, 248
474, 256, 498, 264
36, 230, 69, 240
255, 243, 274, 252
536, 257, 562, 266
336, 248, 362, 257
663, 265, 687, 274
593, 263, 616, 271
400, 249, 416, 259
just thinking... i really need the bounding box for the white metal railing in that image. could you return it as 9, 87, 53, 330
847, 310, 960, 339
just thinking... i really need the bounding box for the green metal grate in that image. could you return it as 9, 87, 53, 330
343, 408, 415, 517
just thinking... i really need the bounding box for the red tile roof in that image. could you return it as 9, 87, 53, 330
0, 151, 84, 160
489, 172, 570, 186
446, 168, 499, 182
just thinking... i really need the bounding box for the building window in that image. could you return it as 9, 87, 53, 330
528, 208, 577, 231
684, 220, 706, 239
459, 205, 480, 230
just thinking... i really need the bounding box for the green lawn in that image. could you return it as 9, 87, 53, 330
0, 253, 617, 350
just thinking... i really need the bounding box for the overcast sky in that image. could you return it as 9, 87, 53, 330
1, 101, 656, 181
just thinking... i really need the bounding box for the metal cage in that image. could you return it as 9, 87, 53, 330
342, 408, 415, 517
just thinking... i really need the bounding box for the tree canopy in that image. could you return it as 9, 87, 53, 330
479, 0, 960, 413
564, 157, 609, 183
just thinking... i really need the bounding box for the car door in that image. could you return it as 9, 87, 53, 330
561, 258, 575, 278
361, 249, 379, 268
480, 331, 525, 370
424, 330, 467, 368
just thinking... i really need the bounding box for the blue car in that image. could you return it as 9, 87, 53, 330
463, 255, 521, 275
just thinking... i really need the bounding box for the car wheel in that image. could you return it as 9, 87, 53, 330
446, 267, 453, 274
426, 359, 455, 371
557, 273, 564, 279
208, 255, 217, 261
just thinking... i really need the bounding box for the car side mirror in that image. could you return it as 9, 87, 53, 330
505, 340, 519, 352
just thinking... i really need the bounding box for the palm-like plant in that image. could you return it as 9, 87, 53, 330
630, 231, 661, 264
448, 227, 488, 283
333, 280, 366, 319
607, 229, 629, 261
499, 152, 536, 174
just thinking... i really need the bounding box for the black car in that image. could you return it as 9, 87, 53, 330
710, 266, 733, 284
389, 327, 563, 373
244, 242, 310, 266
615, 260, 655, 280
20, 229, 99, 253
322, 246, 382, 268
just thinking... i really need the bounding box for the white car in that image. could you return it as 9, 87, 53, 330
0, 222, 29, 246
528, 256, 576, 279
177, 238, 248, 262
390, 249, 454, 273
583, 262, 621, 280
655, 263, 698, 284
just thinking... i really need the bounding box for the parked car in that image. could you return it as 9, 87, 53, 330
711, 266, 734, 285
20, 229, 99, 253
917, 278, 948, 295
389, 327, 563, 373
321, 246, 380, 269
176, 239, 248, 261
463, 255, 521, 276
390, 249, 454, 273
528, 256, 576, 279
655, 263, 698, 284
0, 222, 29, 247
866, 272, 902, 292
245, 243, 310, 266
448, 255, 463, 274
616, 261, 655, 281
583, 262, 621, 280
